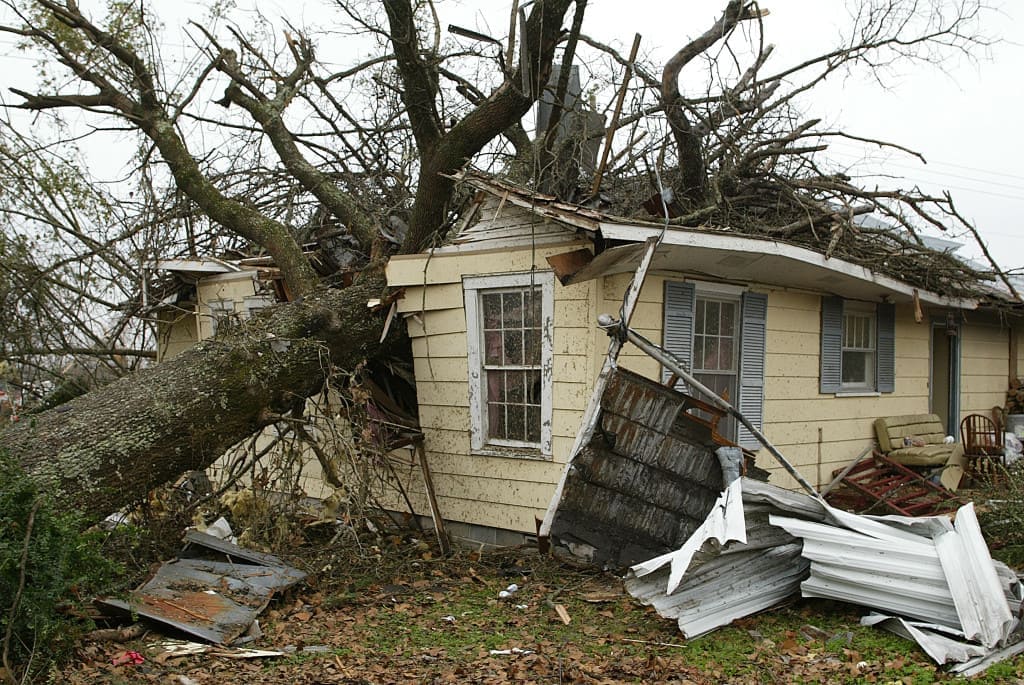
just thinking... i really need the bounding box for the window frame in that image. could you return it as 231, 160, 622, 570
464, 271, 554, 459
840, 302, 877, 391
207, 299, 237, 336
662, 280, 767, 450
820, 297, 895, 395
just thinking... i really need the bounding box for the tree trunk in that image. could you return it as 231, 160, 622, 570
0, 277, 388, 524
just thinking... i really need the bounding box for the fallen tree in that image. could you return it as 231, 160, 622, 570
0, 0, 1011, 525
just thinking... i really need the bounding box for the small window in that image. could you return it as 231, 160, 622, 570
820, 297, 895, 394
244, 296, 275, 319
207, 300, 237, 335
841, 307, 875, 389
465, 272, 553, 457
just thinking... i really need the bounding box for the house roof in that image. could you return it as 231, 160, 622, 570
452, 171, 1016, 310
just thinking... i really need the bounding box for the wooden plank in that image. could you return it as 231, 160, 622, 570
411, 333, 467, 359
554, 299, 593, 326
414, 441, 451, 556
387, 241, 587, 285
396, 283, 464, 312
404, 308, 466, 337
414, 380, 469, 408
412, 356, 468, 383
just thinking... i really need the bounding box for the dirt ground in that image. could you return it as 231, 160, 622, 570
52, 534, 1024, 685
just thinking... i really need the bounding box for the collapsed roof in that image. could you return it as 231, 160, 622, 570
450, 171, 1020, 311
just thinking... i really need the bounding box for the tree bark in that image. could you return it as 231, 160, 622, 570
0, 277, 388, 524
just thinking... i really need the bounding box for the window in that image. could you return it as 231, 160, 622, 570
663, 281, 767, 449
207, 300, 237, 336
841, 305, 875, 389
464, 272, 553, 457
693, 296, 740, 438
244, 295, 275, 319
820, 297, 894, 394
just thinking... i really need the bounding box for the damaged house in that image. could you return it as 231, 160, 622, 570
152, 172, 1024, 546
382, 171, 1024, 544
147, 170, 1024, 669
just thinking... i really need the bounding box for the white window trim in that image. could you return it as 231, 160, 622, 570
464, 271, 554, 458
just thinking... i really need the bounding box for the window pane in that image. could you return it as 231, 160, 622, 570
526, 370, 542, 404
720, 338, 734, 371
695, 300, 705, 334
706, 337, 722, 371
506, 405, 526, 441
721, 303, 736, 337
526, 406, 541, 443
483, 293, 502, 328
507, 371, 525, 403
502, 292, 523, 327
488, 399, 505, 438
524, 289, 541, 327
842, 350, 867, 384
524, 329, 540, 364
486, 370, 506, 402
503, 330, 523, 365
484, 330, 503, 364
693, 336, 707, 370
706, 301, 720, 335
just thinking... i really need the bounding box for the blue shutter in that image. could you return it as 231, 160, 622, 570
662, 281, 695, 391
737, 292, 767, 449
876, 302, 895, 393
820, 296, 843, 393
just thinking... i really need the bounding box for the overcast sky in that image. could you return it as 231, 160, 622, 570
4, 0, 1021, 271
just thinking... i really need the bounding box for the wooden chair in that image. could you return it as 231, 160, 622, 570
960, 414, 1005, 485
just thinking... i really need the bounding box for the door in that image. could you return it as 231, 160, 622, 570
930, 318, 961, 435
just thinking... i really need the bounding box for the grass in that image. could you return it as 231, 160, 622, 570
45, 529, 1024, 684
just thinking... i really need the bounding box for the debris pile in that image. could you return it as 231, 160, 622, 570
624, 476, 1024, 672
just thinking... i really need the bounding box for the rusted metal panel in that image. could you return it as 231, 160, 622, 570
97, 533, 306, 645
547, 367, 726, 568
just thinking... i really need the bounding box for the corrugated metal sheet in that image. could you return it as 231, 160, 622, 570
625, 478, 825, 638
547, 368, 726, 568
769, 501, 1022, 665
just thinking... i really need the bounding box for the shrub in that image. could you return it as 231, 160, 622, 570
0, 451, 119, 681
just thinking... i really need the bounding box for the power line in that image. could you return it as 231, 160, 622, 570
828, 139, 1024, 183
828, 149, 1024, 194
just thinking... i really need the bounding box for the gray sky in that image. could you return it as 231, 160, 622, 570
4, 0, 1021, 270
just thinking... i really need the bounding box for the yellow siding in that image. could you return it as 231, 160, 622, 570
195, 274, 259, 340
958, 314, 1010, 420
391, 245, 1020, 532
384, 244, 597, 533
387, 240, 586, 286
156, 307, 198, 361
1014, 324, 1024, 380
595, 279, 1009, 491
